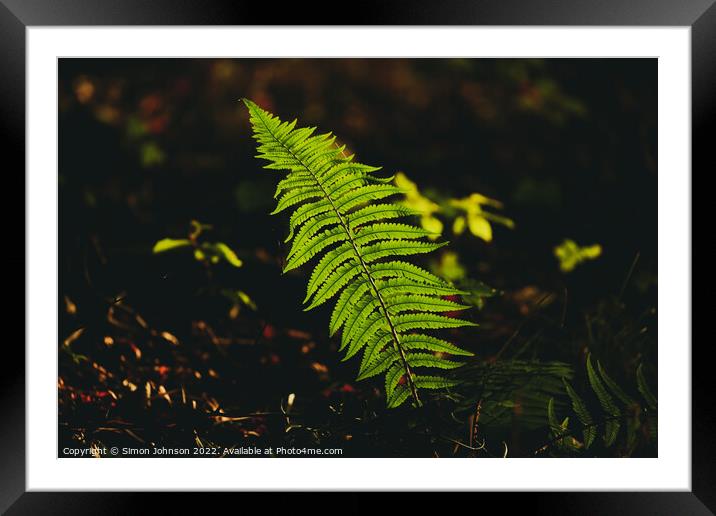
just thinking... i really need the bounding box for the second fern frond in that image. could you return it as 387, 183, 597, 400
548, 354, 657, 455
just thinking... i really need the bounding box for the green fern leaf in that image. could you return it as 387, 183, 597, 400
385, 362, 406, 401
586, 354, 620, 446
341, 298, 381, 351
385, 294, 469, 315
563, 378, 596, 449
286, 211, 335, 247
596, 359, 637, 407
272, 187, 323, 214
357, 347, 401, 381
304, 261, 363, 310
387, 385, 413, 409
413, 375, 460, 390
284, 226, 344, 272
329, 280, 372, 336
244, 98, 475, 408
348, 204, 421, 229
305, 242, 356, 301
547, 397, 561, 435
636, 364, 657, 410
344, 312, 386, 360
377, 278, 465, 298
362, 240, 448, 263
405, 354, 464, 370
369, 261, 448, 286
399, 334, 475, 357
393, 313, 477, 333
359, 332, 393, 373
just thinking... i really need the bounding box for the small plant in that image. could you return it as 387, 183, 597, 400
395, 171, 514, 243
153, 219, 244, 268
153, 220, 255, 316
243, 99, 476, 408
553, 238, 602, 273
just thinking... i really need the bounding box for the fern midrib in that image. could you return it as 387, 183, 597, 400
253, 108, 421, 407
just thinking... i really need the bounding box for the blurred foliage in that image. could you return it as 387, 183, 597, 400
153, 220, 244, 268
554, 238, 603, 273
395, 171, 514, 242
58, 58, 657, 457
395, 172, 443, 236
429, 251, 499, 310
430, 251, 467, 282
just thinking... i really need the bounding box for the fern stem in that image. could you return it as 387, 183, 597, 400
252, 108, 422, 407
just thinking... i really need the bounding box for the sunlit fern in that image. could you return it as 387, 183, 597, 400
243, 99, 475, 408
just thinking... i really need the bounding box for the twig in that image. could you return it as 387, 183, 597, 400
618, 252, 640, 302
442, 435, 486, 452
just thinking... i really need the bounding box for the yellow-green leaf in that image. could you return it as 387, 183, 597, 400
554, 239, 602, 273
214, 242, 243, 267
467, 213, 492, 242
152, 238, 191, 254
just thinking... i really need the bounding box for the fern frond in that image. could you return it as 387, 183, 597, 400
549, 358, 657, 455
244, 98, 475, 408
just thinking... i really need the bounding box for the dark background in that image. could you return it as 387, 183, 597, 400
58, 58, 657, 458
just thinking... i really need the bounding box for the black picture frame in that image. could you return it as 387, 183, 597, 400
2, 1, 707, 512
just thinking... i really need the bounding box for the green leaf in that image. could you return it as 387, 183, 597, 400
399, 334, 473, 356
153, 238, 191, 254
392, 313, 477, 333
547, 397, 561, 435
597, 359, 637, 407
285, 226, 344, 272
213, 242, 243, 267
369, 261, 449, 287
385, 363, 405, 401
387, 385, 412, 409
586, 354, 620, 446
329, 279, 371, 336
348, 204, 421, 229
413, 375, 460, 390
554, 238, 602, 273
385, 294, 469, 315
636, 364, 657, 410
563, 378, 595, 449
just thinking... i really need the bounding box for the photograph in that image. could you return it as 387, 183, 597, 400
57, 57, 658, 459
0, 0, 708, 503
